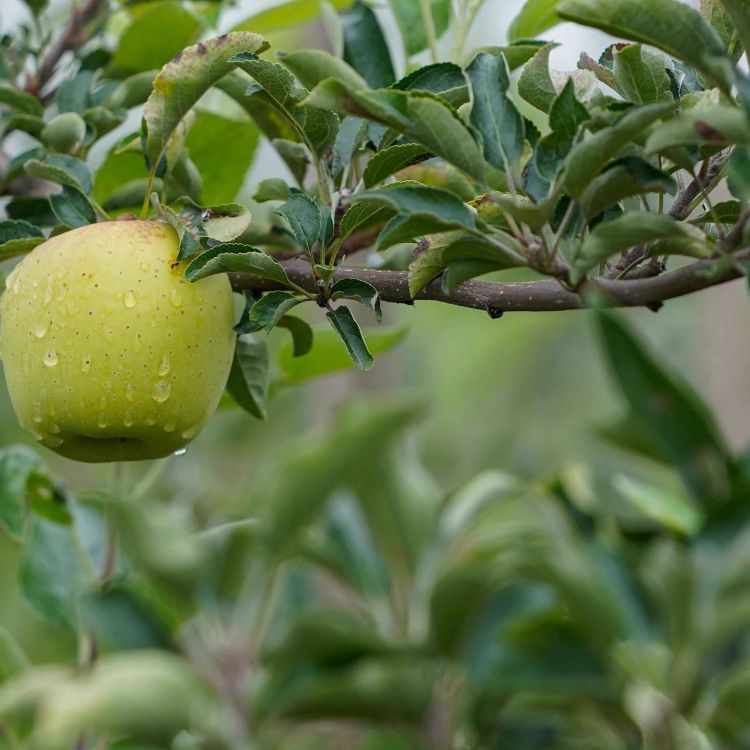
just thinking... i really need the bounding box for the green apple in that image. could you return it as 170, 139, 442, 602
0, 220, 235, 462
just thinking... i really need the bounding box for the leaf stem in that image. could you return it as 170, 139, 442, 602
139, 173, 157, 220
420, 0, 440, 63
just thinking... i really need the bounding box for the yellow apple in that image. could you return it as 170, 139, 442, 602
0, 220, 235, 462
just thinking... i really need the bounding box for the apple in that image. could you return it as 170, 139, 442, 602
0, 220, 235, 462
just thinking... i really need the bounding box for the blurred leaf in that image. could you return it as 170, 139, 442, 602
517, 42, 557, 113
690, 200, 742, 225
254, 178, 292, 203
104, 71, 157, 110
342, 1, 396, 88
388, 0, 451, 55
277, 316, 314, 357
230, 54, 339, 158
728, 146, 750, 203
701, 0, 744, 62
613, 44, 673, 103
226, 335, 270, 420
0, 446, 42, 537
466, 52, 525, 173
326, 305, 374, 371
557, 0, 732, 91
232, 0, 352, 35
715, 0, 750, 59
279, 49, 366, 90
393, 62, 469, 107
276, 324, 407, 383
276, 194, 322, 251
330, 278, 382, 322
646, 105, 750, 152
597, 312, 731, 502
613, 475, 704, 535
143, 32, 269, 169
363, 144, 429, 188
0, 627, 28, 683
0, 83, 42, 116
49, 186, 96, 228
578, 50, 624, 94
24, 154, 92, 194
19, 517, 90, 628
109, 1, 203, 77
508, 0, 561, 41
409, 245, 445, 296
563, 101, 673, 198
0, 219, 44, 260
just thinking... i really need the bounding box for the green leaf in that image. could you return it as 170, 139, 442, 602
0, 220, 45, 260
563, 101, 673, 198
388, 0, 451, 55
230, 54, 339, 158
249, 291, 304, 331
254, 178, 292, 203
278, 49, 366, 90
143, 32, 269, 169
0, 446, 43, 537
597, 311, 731, 502
103, 71, 157, 110
0, 627, 29, 683
393, 62, 469, 107
375, 213, 449, 250
326, 305, 374, 370
557, 0, 733, 92
408, 246, 445, 296
49, 186, 96, 228
108, 1, 203, 77
517, 42, 557, 113
536, 78, 589, 180
728, 146, 750, 203
573, 211, 706, 280
226, 335, 270, 419
277, 323, 406, 382
20, 517, 90, 628
613, 44, 673, 104
185, 243, 291, 286
465, 52, 525, 173
24, 154, 92, 194
330, 278, 382, 322
276, 193, 322, 251
363, 143, 429, 187
508, 0, 561, 41
0, 83, 43, 116
715, 0, 750, 61
580, 155, 677, 218
231, 0, 352, 36
646, 105, 750, 153
689, 200, 742, 225
342, 1, 396, 88
577, 51, 624, 95
701, 0, 744, 62
277, 315, 314, 357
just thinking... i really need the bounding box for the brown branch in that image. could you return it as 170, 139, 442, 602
25, 0, 106, 96
229, 248, 750, 315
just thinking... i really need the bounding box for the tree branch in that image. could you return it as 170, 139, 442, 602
25, 0, 105, 96
229, 248, 750, 315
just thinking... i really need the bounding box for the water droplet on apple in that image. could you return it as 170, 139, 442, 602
43, 285, 53, 305
32, 321, 48, 338
43, 348, 58, 367
81, 356, 91, 374
126, 382, 135, 402
48, 422, 61, 434
181, 423, 201, 440
140, 260, 150, 272
44, 434, 64, 448
145, 413, 157, 426
32, 401, 42, 424
164, 419, 176, 433
123, 410, 134, 427
158, 353, 170, 376
97, 412, 108, 429
124, 290, 137, 308
174, 447, 187, 456
12, 276, 21, 294
152, 380, 171, 403
169, 288, 182, 307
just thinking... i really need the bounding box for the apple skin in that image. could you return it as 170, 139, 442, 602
0, 220, 235, 462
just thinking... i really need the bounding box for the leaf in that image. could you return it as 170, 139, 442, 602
728, 146, 750, 203
279, 49, 366, 90
0, 220, 45, 261
0, 627, 28, 683
0, 446, 43, 537
326, 305, 374, 371
580, 156, 677, 218
24, 154, 92, 194
535, 78, 589, 180
573, 211, 706, 280
330, 278, 382, 322
517, 42, 557, 113
340, 202, 391, 240
577, 51, 624, 95
465, 52, 525, 173
231, 0, 352, 36
689, 200, 742, 225
557, 0, 732, 92
353, 181, 478, 236
277, 315, 314, 357
230, 54, 339, 158
388, 0, 452, 55
597, 311, 731, 502
108, 1, 203, 77
342, 1, 396, 88
562, 101, 674, 198
226, 335, 270, 419
612, 44, 673, 104
276, 193, 322, 251
716, 0, 750, 61
20, 517, 90, 628
375, 213, 453, 249
408, 246, 445, 296
393, 62, 469, 107
508, 0, 561, 41
254, 178, 292, 203
645, 105, 750, 153
49, 186, 96, 228
363, 143, 430, 187
249, 291, 304, 331
143, 32, 269, 169
0, 83, 43, 116
185, 243, 291, 286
